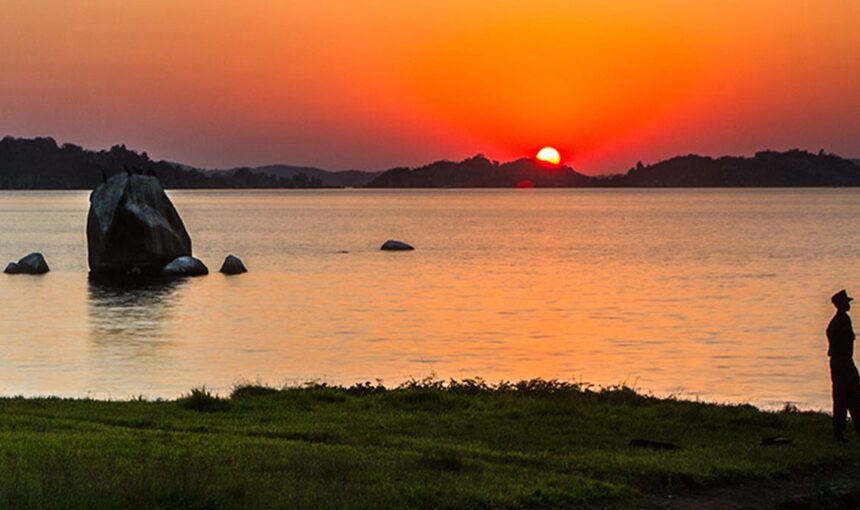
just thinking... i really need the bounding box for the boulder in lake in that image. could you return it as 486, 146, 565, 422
380, 240, 414, 251
4, 252, 50, 274
219, 254, 247, 275
87, 173, 192, 275
163, 256, 209, 277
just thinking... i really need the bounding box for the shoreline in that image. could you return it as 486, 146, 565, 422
0, 376, 829, 413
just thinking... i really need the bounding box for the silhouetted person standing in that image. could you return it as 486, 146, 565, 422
826, 289, 860, 442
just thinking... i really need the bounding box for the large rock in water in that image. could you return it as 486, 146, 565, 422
4, 252, 50, 274
162, 256, 209, 276
87, 173, 192, 274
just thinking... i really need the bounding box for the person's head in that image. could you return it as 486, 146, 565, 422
832, 289, 853, 311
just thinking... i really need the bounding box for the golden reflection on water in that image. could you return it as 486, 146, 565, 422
88, 277, 186, 343
0, 189, 858, 408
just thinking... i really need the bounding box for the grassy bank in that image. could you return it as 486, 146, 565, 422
0, 379, 857, 509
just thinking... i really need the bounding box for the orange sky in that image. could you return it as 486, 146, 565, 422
0, 0, 858, 173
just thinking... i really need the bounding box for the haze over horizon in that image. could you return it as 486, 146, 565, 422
1, 1, 858, 174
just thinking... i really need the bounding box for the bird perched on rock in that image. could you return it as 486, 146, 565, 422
101, 170, 107, 183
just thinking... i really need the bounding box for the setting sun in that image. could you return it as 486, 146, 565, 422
536, 146, 561, 165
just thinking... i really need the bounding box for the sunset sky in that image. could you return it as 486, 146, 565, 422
1, 0, 858, 173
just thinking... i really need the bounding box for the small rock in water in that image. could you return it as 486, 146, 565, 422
219, 254, 247, 275
163, 256, 209, 277
4, 252, 50, 274
380, 240, 414, 251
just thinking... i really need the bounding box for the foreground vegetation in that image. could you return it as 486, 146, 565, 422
0, 378, 857, 509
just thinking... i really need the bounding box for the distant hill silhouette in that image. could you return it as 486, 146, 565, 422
220, 164, 381, 187
366, 155, 592, 188
368, 150, 860, 188
598, 150, 860, 187
0, 136, 323, 189
3, 136, 859, 189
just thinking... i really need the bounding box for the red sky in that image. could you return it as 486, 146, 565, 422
0, 1, 858, 173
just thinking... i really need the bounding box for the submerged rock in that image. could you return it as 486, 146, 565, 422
163, 256, 209, 277
219, 254, 247, 275
87, 173, 192, 275
380, 240, 414, 251
4, 252, 49, 274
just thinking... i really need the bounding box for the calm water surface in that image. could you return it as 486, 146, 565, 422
1, 189, 858, 409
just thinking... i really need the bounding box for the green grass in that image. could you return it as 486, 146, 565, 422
0, 378, 856, 509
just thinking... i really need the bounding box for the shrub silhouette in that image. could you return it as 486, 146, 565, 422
178, 387, 230, 412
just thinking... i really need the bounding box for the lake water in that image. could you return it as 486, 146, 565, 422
1, 189, 858, 409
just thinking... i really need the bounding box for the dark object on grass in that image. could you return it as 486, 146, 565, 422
417, 450, 466, 472
761, 436, 793, 446
219, 254, 247, 275
381, 240, 414, 251
628, 438, 681, 450
4, 252, 49, 274
87, 173, 192, 275
163, 256, 208, 277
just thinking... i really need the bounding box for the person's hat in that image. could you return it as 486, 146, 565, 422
832, 289, 853, 305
